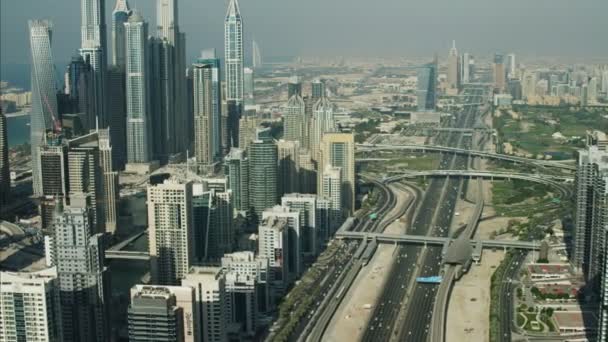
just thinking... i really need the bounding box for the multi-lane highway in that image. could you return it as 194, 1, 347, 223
361, 87, 484, 341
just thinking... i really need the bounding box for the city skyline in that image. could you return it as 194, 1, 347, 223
2, 0, 607, 70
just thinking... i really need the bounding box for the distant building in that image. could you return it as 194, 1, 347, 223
111, 0, 131, 68
244, 67, 254, 105
193, 56, 223, 166
0, 268, 61, 342
493, 53, 506, 91
128, 285, 198, 342
225, 148, 250, 212
252, 39, 262, 69
310, 97, 336, 162
148, 179, 194, 285
320, 166, 343, 231
106, 66, 127, 169
287, 76, 302, 98
417, 62, 437, 111
283, 94, 306, 144
447, 40, 459, 93
225, 0, 244, 104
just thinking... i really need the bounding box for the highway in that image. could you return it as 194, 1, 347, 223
361, 87, 484, 341
498, 251, 527, 342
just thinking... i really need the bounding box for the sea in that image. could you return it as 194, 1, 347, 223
6, 114, 30, 147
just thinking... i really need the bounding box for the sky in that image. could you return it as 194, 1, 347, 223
1, 0, 607, 68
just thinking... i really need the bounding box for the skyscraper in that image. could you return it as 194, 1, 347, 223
319, 133, 355, 216
107, 66, 127, 169
417, 62, 437, 112
282, 193, 328, 256
287, 76, 302, 99
248, 140, 278, 218
252, 39, 262, 69
29, 20, 59, 197
320, 166, 343, 231
148, 179, 194, 285
244, 67, 254, 104
225, 0, 244, 104
52, 196, 109, 342
125, 12, 152, 164
283, 94, 306, 143
191, 182, 234, 260
573, 132, 608, 281
0, 268, 61, 342
506, 53, 516, 79
80, 0, 107, 127
98, 129, 118, 233
225, 0, 244, 149
111, 0, 131, 68
0, 109, 9, 211
182, 267, 228, 342
155, 0, 188, 158
257, 216, 289, 296
447, 40, 459, 93
128, 285, 198, 342
262, 206, 303, 279
311, 79, 326, 100
461, 53, 470, 84
493, 53, 506, 91
193, 56, 222, 166
310, 97, 336, 162
225, 148, 250, 212
277, 140, 300, 197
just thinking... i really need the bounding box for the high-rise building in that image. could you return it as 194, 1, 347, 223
238, 115, 261, 151
318, 133, 355, 215
155, 0, 188, 157
148, 179, 194, 285
522, 71, 537, 100
0, 109, 9, 211
310, 97, 336, 162
297, 148, 316, 194
417, 62, 437, 111
257, 216, 289, 296
80, 0, 107, 127
106, 66, 127, 169
193, 58, 222, 166
282, 193, 328, 256
262, 206, 303, 279
287, 76, 302, 99
221, 252, 269, 336
111, 0, 131, 68
588, 77, 598, 104
125, 12, 152, 164
128, 285, 198, 342
98, 129, 118, 233
320, 166, 343, 231
225, 148, 250, 212
248, 139, 278, 218
0, 268, 61, 342
460, 53, 470, 84
283, 94, 306, 144
252, 39, 262, 70
38, 135, 69, 230
506, 53, 516, 79
191, 183, 234, 261
493, 53, 506, 91
311, 79, 326, 100
51, 197, 109, 342
574, 132, 608, 282
182, 267, 228, 342
277, 140, 300, 197
244, 67, 254, 105
29, 20, 60, 197
447, 40, 459, 93
225, 0, 244, 105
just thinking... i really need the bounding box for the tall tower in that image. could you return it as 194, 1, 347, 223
0, 109, 9, 211
29, 20, 59, 197
52, 196, 109, 342
493, 53, 506, 91
111, 0, 131, 68
125, 12, 152, 164
319, 133, 355, 216
248, 140, 278, 218
225, 0, 244, 150
155, 0, 188, 158
447, 40, 459, 93
310, 97, 336, 162
148, 179, 194, 285
193, 53, 222, 166
80, 0, 108, 127
225, 148, 249, 212
283, 94, 306, 143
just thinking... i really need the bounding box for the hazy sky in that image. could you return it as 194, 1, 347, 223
1, 0, 607, 67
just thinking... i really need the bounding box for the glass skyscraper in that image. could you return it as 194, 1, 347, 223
225, 0, 244, 103
29, 20, 59, 197
111, 0, 131, 68
417, 62, 437, 112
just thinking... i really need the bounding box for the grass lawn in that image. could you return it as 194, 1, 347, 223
492, 179, 552, 206
494, 105, 608, 158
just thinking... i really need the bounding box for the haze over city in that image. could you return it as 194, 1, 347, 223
1, 0, 608, 342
